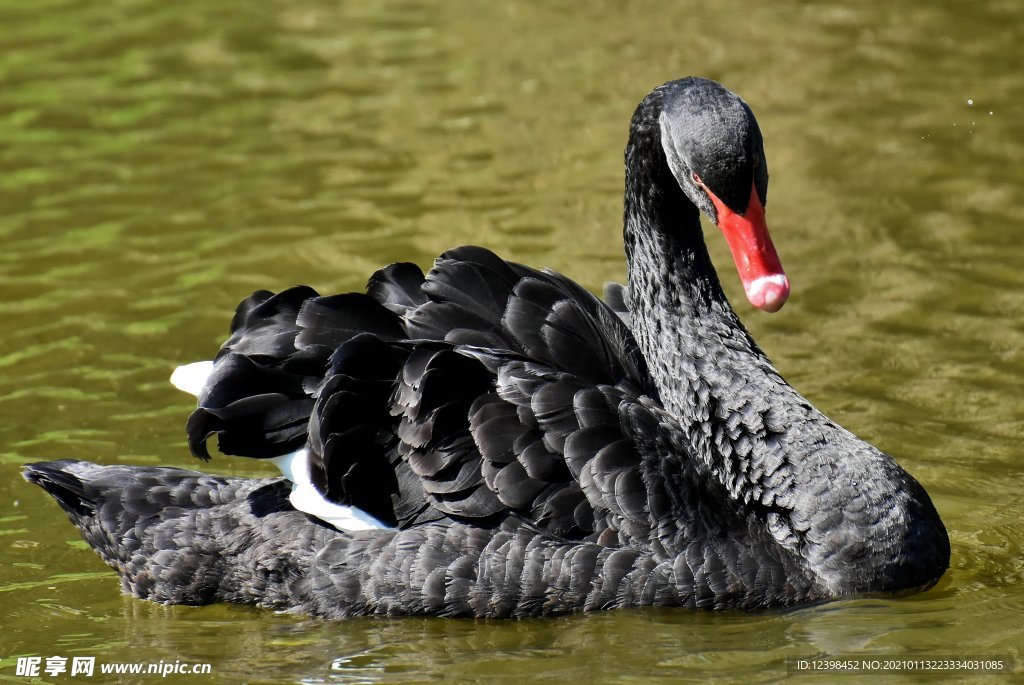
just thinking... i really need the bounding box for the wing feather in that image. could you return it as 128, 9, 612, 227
185, 246, 719, 551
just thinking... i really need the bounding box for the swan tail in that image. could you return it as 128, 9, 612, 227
21, 460, 321, 608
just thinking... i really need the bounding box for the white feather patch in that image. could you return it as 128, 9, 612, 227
170, 361, 214, 397
270, 449, 391, 532
170, 360, 389, 532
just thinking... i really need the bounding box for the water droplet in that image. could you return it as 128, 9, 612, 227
967, 99, 974, 105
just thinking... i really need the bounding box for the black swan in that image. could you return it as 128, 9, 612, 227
23, 77, 949, 618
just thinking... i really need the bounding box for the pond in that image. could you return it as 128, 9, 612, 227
1, 1, 1021, 683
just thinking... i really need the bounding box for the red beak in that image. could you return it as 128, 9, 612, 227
703, 181, 789, 312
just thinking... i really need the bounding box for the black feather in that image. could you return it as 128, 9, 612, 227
367, 262, 428, 315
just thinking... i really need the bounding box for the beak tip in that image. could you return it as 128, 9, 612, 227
745, 274, 790, 313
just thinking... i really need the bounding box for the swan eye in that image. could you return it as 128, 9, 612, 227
690, 170, 702, 185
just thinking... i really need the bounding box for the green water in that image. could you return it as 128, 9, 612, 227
1, 1, 1022, 683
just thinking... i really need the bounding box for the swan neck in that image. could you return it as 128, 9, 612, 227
622, 98, 748, 416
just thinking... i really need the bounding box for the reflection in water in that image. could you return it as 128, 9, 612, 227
1, 0, 1022, 683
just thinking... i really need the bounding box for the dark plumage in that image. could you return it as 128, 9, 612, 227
24, 77, 949, 618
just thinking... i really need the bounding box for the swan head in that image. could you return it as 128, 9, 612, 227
658, 78, 789, 312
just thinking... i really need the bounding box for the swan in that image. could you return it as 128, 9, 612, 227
23, 77, 949, 618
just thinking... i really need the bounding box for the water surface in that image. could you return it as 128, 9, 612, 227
1, 1, 1022, 683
